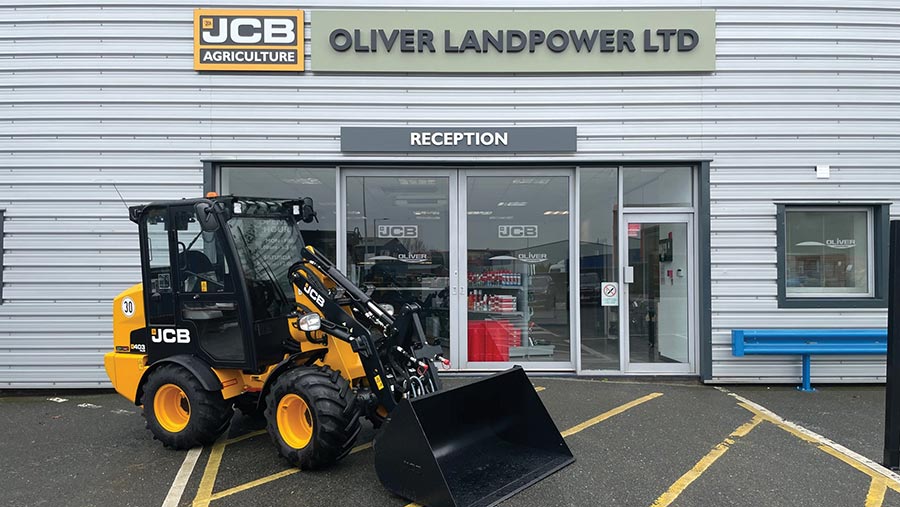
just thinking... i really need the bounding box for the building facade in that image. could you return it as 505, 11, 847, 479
2, 1, 898, 387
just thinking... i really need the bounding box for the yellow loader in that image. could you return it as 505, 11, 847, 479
104, 195, 573, 507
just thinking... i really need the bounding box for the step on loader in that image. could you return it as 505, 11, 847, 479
104, 195, 573, 507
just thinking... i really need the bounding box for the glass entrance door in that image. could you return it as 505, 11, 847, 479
343, 172, 456, 365
623, 214, 694, 373
460, 170, 575, 369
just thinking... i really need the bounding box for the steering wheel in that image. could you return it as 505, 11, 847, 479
183, 270, 226, 289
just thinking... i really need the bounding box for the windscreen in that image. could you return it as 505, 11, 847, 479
227, 217, 305, 320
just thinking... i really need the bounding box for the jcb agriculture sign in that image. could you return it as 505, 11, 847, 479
194, 9, 304, 71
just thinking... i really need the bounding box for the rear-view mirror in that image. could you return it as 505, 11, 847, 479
300, 197, 317, 224
194, 202, 219, 232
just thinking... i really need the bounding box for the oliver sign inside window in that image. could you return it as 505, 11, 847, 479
194, 9, 304, 72
311, 10, 715, 73
785, 208, 872, 297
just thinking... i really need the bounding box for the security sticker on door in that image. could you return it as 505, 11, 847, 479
601, 282, 619, 307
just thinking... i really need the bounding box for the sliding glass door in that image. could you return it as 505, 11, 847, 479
343, 170, 457, 365
459, 170, 575, 370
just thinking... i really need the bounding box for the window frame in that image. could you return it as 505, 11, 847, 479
776, 203, 889, 308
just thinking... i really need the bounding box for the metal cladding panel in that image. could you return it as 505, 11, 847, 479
1, 1, 900, 386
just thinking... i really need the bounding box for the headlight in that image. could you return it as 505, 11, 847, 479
298, 313, 321, 332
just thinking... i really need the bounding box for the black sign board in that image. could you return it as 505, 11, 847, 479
340, 127, 576, 153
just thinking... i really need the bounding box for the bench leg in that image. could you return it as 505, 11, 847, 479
797, 354, 816, 392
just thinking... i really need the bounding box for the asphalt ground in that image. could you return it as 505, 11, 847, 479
3, 378, 900, 507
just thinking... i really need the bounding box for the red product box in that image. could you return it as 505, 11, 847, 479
467, 321, 485, 362
483, 320, 511, 361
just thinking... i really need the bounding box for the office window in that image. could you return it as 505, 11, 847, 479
623, 167, 692, 207
777, 205, 888, 308
219, 167, 337, 261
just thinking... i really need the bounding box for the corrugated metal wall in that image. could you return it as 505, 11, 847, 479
1, 0, 898, 387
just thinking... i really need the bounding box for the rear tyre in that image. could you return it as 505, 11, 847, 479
265, 366, 361, 470
142, 364, 233, 449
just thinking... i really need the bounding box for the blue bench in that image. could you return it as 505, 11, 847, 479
731, 329, 887, 392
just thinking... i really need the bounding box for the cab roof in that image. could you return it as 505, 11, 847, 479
128, 195, 305, 223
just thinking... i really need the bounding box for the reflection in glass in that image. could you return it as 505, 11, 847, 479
785, 209, 870, 296
345, 176, 451, 359
623, 167, 692, 207
627, 222, 689, 364
220, 167, 338, 261
466, 176, 570, 363
579, 168, 619, 370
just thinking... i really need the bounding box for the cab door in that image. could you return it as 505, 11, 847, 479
139, 207, 179, 362
170, 205, 250, 368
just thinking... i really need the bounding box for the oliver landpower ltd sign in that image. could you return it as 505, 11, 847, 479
312, 10, 715, 73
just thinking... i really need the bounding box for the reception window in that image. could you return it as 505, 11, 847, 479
777, 204, 888, 308
220, 167, 338, 261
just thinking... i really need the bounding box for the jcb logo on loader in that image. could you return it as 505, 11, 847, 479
302, 284, 326, 308
150, 328, 191, 344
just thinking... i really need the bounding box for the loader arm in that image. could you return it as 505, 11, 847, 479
284, 245, 447, 424
299, 246, 446, 362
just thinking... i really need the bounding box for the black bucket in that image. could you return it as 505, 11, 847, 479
374, 366, 574, 507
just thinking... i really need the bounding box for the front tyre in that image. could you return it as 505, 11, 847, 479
265, 366, 361, 470
142, 364, 233, 449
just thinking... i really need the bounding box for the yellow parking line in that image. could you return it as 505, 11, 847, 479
199, 441, 374, 504
736, 400, 900, 495
561, 392, 663, 438
224, 429, 267, 446
352, 441, 373, 453
817, 445, 900, 494
865, 477, 888, 507
192, 440, 227, 507
198, 392, 663, 506
735, 402, 816, 443
534, 386, 546, 392
650, 416, 763, 507
208, 468, 300, 502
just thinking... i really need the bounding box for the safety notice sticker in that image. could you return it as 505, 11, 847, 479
601, 282, 619, 306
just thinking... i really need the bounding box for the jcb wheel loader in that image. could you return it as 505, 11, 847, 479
105, 195, 573, 507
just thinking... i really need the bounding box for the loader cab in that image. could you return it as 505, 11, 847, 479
131, 196, 314, 372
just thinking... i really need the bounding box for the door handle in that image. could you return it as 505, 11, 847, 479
624, 266, 634, 284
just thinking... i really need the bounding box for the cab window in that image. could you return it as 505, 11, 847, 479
174, 208, 233, 293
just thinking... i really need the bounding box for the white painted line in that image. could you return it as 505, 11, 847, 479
162, 447, 202, 507
47, 397, 68, 403
111, 409, 134, 415
77, 403, 101, 409
716, 387, 900, 485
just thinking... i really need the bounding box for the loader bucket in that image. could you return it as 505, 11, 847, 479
374, 366, 574, 507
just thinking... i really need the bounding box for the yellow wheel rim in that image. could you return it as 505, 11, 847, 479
277, 394, 314, 449
154, 384, 190, 433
